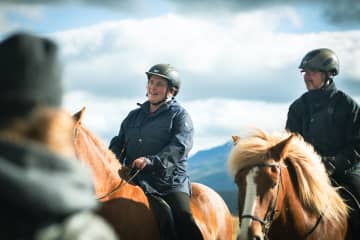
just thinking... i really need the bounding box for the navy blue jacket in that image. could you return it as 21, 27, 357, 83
286, 80, 360, 175
109, 99, 193, 196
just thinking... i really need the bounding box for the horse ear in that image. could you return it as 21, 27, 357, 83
269, 134, 294, 161
232, 135, 241, 145
73, 107, 86, 124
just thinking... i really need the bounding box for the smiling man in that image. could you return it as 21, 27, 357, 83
285, 48, 360, 238
109, 64, 203, 240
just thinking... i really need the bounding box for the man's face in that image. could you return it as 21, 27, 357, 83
147, 75, 169, 104
301, 69, 326, 90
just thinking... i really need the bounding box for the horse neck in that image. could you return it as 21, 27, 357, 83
276, 167, 322, 237
75, 125, 123, 196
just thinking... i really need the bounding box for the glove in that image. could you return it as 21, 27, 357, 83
322, 156, 336, 176
117, 166, 137, 185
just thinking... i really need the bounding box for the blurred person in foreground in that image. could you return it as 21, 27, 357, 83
0, 32, 117, 240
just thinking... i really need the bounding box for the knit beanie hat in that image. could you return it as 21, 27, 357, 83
0, 32, 62, 117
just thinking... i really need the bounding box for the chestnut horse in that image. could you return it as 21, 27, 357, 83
228, 130, 350, 240
73, 107, 233, 240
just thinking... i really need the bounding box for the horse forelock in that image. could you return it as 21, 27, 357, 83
228, 129, 274, 177
228, 129, 348, 224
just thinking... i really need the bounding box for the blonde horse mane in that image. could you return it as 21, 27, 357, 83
228, 129, 348, 225
0, 107, 75, 158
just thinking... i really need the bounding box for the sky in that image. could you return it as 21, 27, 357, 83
1, 0, 360, 154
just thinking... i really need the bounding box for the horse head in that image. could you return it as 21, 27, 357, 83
228, 129, 349, 240
230, 132, 292, 240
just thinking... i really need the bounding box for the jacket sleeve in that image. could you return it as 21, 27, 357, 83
145, 109, 194, 170
109, 121, 126, 162
285, 100, 303, 134
333, 99, 360, 174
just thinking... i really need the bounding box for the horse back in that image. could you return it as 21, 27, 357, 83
190, 183, 233, 240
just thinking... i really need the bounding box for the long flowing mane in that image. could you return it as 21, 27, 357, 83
228, 129, 348, 225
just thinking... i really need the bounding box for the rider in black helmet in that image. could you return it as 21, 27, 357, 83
286, 48, 360, 238
109, 64, 203, 240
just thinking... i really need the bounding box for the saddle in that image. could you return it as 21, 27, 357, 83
147, 194, 177, 240
118, 167, 177, 240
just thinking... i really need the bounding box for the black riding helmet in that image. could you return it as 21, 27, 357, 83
146, 64, 180, 96
299, 48, 339, 77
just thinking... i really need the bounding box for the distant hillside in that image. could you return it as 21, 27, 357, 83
188, 142, 238, 213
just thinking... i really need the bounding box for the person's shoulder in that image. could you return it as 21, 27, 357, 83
126, 103, 144, 117
169, 100, 190, 116
289, 93, 306, 109
335, 90, 359, 108
129, 107, 141, 115
168, 99, 183, 111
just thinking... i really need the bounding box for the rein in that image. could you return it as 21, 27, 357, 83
96, 169, 140, 200
302, 208, 325, 239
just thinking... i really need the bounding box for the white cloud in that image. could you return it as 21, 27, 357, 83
183, 99, 289, 153
55, 9, 360, 154
0, 4, 45, 32
3, 5, 358, 154
49, 9, 360, 103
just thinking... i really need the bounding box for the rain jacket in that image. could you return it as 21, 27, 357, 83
109, 99, 193, 196
286, 80, 360, 175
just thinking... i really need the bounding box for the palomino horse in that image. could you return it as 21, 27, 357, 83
73, 107, 233, 240
228, 130, 350, 240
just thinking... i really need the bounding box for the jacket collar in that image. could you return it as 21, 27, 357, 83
304, 79, 337, 104
139, 99, 176, 116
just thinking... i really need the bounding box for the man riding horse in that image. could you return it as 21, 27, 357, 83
286, 48, 360, 237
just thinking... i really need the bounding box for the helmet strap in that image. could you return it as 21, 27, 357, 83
321, 72, 333, 89
150, 98, 167, 106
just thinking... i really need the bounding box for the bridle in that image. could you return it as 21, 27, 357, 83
238, 161, 325, 239
239, 162, 282, 238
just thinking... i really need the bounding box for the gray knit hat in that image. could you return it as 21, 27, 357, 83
0, 32, 62, 116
